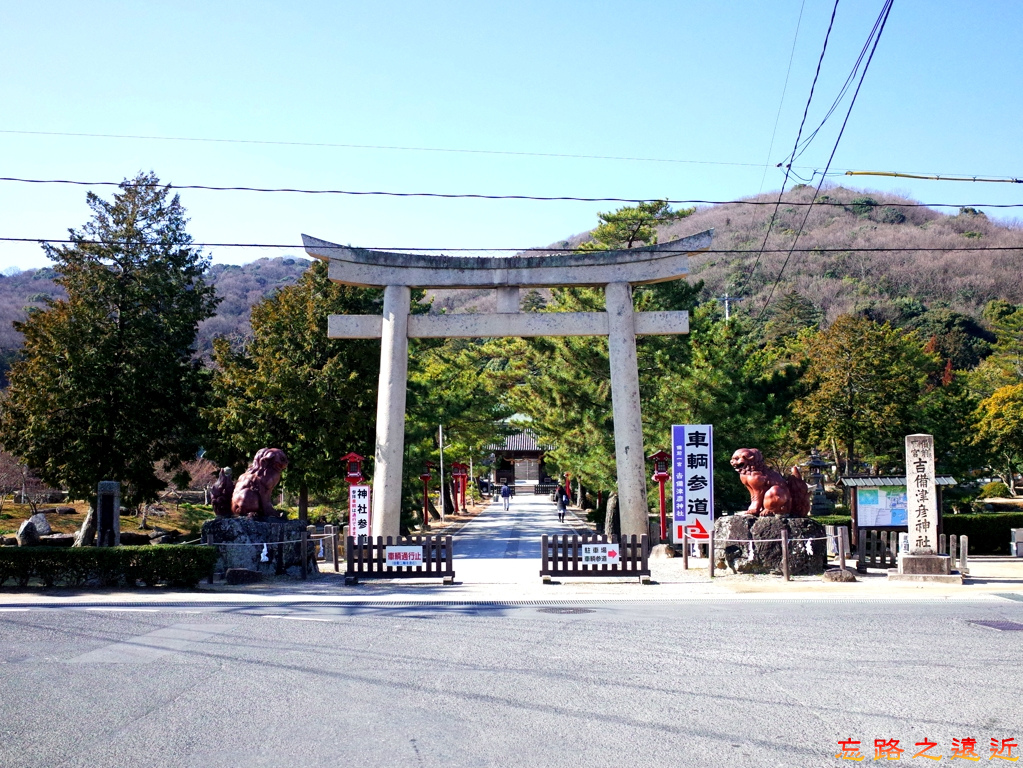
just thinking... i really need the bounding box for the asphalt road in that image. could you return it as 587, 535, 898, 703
452, 493, 584, 584
2, 597, 1022, 767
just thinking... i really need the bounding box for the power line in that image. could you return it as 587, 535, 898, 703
0, 128, 774, 169
757, 0, 807, 196
2, 237, 1017, 253
790, 2, 890, 163
845, 170, 1023, 183
756, 0, 895, 322
1, 176, 1019, 208
737, 0, 842, 297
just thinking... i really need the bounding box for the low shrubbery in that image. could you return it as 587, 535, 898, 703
810, 514, 852, 528
978, 481, 1011, 499
0, 546, 218, 588
943, 513, 1023, 555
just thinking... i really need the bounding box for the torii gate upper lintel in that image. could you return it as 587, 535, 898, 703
302, 229, 714, 539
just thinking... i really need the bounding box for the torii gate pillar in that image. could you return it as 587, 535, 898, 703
605, 282, 647, 534
374, 285, 411, 532
304, 230, 714, 539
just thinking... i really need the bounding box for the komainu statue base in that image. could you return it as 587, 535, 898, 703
714, 515, 827, 575
201, 517, 318, 579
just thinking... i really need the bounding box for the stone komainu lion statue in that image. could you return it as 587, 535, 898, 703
730, 448, 810, 518
231, 448, 289, 518
210, 467, 234, 517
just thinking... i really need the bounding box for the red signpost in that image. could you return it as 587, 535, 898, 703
419, 462, 434, 530
648, 450, 671, 542
451, 463, 468, 513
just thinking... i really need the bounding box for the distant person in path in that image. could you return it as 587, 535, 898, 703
500, 481, 511, 510
556, 485, 569, 523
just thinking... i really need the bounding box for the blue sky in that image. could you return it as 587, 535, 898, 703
1, 0, 1020, 272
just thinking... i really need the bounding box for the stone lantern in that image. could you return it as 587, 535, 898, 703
807, 449, 833, 516
648, 450, 671, 542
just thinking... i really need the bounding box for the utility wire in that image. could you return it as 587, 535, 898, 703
3, 237, 1017, 254
757, 0, 807, 196
790, 4, 889, 162
0, 128, 774, 169
756, 0, 895, 322
845, 170, 1022, 183
736, 0, 842, 298
2, 176, 1016, 208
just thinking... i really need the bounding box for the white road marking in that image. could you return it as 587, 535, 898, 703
262, 615, 334, 623
0, 608, 30, 612
85, 607, 159, 612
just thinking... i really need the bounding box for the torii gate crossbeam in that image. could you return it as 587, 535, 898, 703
302, 230, 713, 539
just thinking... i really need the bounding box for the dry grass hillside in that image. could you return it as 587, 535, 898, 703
659, 185, 1023, 321
434, 185, 1023, 319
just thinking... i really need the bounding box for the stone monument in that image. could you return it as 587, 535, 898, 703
96, 481, 120, 547
888, 434, 961, 583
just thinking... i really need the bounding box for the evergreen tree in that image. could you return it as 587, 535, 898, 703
792, 316, 938, 473
0, 173, 218, 507
580, 200, 695, 251
206, 260, 382, 518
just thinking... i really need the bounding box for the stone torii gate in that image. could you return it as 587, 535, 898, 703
302, 230, 713, 539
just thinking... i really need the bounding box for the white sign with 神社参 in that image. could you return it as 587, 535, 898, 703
384, 546, 424, 568
581, 543, 620, 565
349, 484, 372, 543
905, 434, 938, 554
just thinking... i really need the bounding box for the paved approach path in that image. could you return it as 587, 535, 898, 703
452, 492, 585, 584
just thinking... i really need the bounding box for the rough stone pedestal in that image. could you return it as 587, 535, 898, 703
714, 515, 827, 575
201, 517, 318, 579
888, 553, 962, 584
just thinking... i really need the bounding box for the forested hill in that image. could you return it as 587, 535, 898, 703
0, 256, 312, 376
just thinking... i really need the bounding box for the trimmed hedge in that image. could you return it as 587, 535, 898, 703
0, 546, 218, 588
943, 513, 1023, 556
810, 515, 853, 528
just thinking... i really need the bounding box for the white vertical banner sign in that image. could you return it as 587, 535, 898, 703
671, 424, 714, 543
349, 484, 372, 544
905, 434, 938, 554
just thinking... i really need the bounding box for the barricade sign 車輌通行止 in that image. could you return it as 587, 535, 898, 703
385, 545, 424, 568
345, 535, 455, 585
581, 543, 620, 565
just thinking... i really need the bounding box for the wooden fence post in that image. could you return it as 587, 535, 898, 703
708, 529, 715, 578
838, 527, 847, 571
682, 532, 689, 571
206, 533, 215, 584
300, 531, 308, 580
781, 529, 790, 581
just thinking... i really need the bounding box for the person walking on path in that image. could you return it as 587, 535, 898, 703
500, 481, 512, 511
556, 484, 569, 523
